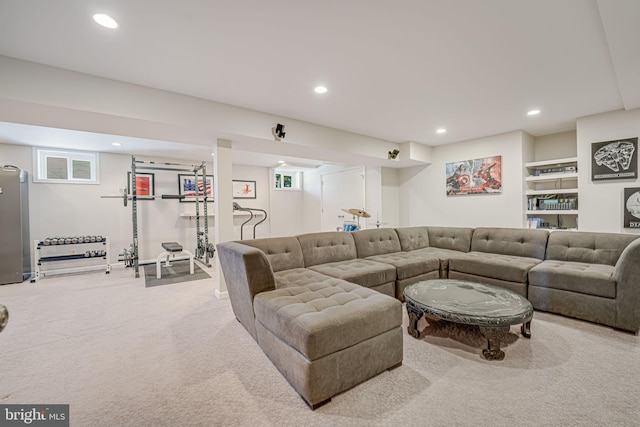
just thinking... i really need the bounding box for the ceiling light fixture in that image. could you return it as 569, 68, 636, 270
314, 86, 327, 94
527, 109, 541, 116
111, 142, 122, 146
93, 14, 118, 29
278, 160, 285, 163
436, 128, 447, 134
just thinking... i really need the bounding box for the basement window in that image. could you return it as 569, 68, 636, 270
33, 148, 99, 184
274, 170, 301, 191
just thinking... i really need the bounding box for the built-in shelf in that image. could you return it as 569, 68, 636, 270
525, 156, 579, 230
525, 172, 578, 182
526, 189, 578, 196
524, 157, 578, 168
526, 210, 579, 215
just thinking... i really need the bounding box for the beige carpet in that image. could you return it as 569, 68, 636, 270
0, 267, 638, 426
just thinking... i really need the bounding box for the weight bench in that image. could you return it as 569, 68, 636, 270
156, 242, 194, 279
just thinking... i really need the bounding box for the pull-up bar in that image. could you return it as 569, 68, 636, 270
135, 160, 203, 169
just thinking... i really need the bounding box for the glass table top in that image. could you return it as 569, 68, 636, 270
404, 279, 533, 325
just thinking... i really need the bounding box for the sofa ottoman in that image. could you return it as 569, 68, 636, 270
253, 279, 403, 408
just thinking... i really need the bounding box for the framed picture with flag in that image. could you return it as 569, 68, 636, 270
178, 174, 214, 202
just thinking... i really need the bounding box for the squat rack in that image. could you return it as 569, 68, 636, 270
128, 156, 212, 278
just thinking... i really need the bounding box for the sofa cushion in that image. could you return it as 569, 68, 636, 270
352, 228, 402, 258
545, 231, 639, 266
241, 237, 304, 272
308, 259, 396, 288
253, 281, 402, 361
528, 260, 616, 298
427, 226, 474, 252
274, 268, 339, 288
297, 232, 357, 267
471, 227, 548, 260
395, 226, 430, 251
366, 252, 440, 280
449, 252, 542, 283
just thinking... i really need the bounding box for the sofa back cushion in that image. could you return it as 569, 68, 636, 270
427, 226, 474, 252
240, 237, 304, 272
352, 228, 402, 258
297, 232, 357, 267
395, 227, 430, 251
546, 231, 639, 266
471, 227, 549, 260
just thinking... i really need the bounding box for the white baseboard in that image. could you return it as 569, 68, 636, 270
214, 289, 229, 300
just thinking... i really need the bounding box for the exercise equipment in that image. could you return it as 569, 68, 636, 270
233, 202, 268, 240
129, 156, 212, 277
103, 156, 213, 278
156, 242, 194, 279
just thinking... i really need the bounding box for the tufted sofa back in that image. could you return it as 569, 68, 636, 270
546, 231, 639, 266
241, 237, 304, 272
395, 226, 430, 251
352, 228, 402, 258
297, 231, 358, 267
472, 227, 548, 260
427, 226, 474, 252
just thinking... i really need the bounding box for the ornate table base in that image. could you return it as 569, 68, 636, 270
0, 305, 8, 333
404, 280, 534, 361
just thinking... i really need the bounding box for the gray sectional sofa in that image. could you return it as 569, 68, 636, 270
217, 226, 640, 408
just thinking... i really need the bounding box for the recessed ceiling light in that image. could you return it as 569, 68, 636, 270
111, 142, 122, 147
314, 86, 327, 94
527, 109, 541, 116
278, 160, 285, 163
93, 14, 118, 29
436, 128, 447, 134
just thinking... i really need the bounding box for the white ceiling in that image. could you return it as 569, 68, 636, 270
0, 0, 639, 166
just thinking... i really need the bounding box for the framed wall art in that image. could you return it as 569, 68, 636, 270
127, 172, 155, 200
233, 180, 256, 199
445, 155, 502, 195
624, 187, 640, 229
591, 137, 637, 181
177, 174, 214, 202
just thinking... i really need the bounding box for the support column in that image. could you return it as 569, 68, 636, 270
213, 138, 233, 299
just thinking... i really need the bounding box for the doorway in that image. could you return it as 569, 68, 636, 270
320, 167, 365, 232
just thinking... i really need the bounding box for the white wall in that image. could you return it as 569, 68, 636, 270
576, 108, 640, 233
398, 131, 528, 228
534, 131, 577, 161
302, 170, 322, 234
381, 167, 400, 228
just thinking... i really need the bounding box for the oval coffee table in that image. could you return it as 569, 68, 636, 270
403, 279, 533, 360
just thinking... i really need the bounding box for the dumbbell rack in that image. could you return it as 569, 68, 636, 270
32, 236, 111, 282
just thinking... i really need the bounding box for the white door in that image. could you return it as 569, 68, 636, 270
321, 168, 365, 232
